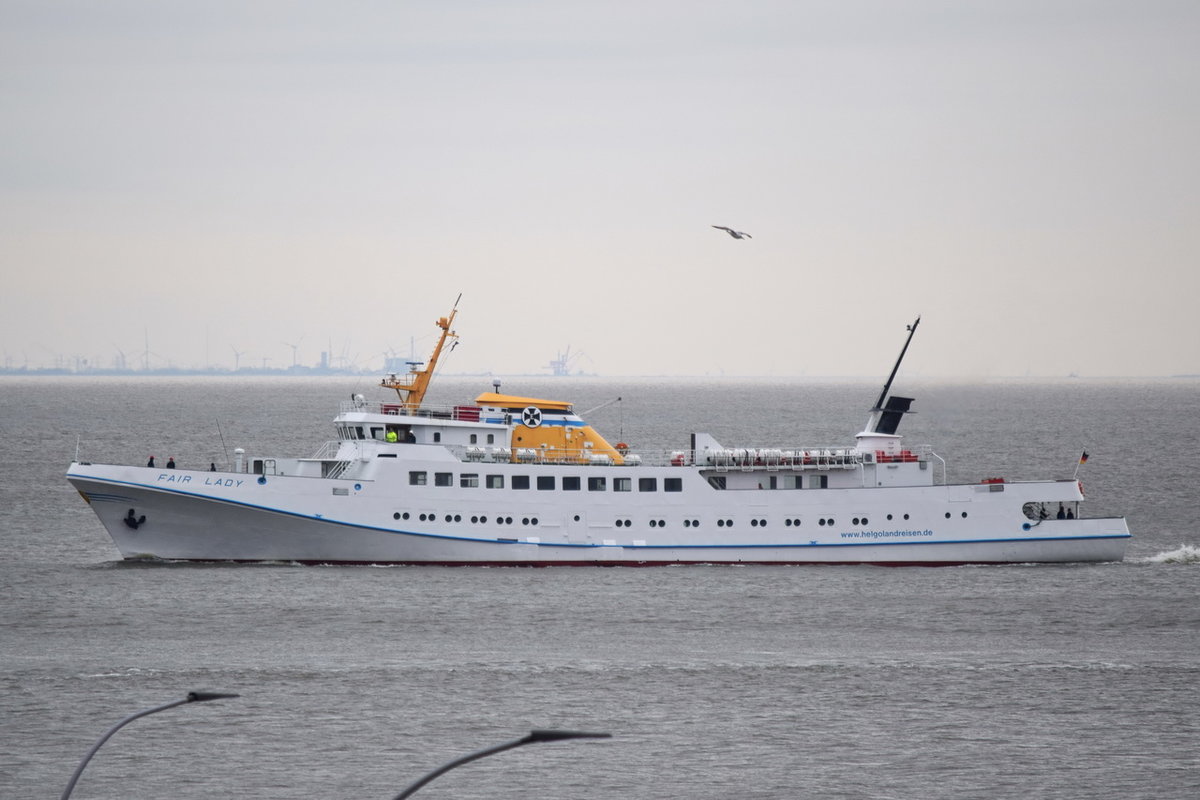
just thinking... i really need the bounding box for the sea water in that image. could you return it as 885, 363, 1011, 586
1, 376, 1197, 799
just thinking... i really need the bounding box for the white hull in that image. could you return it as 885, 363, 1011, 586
68, 462, 1130, 566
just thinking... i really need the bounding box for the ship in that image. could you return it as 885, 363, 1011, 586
67, 300, 1130, 565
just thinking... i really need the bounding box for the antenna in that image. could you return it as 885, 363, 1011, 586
871, 316, 921, 412
865, 316, 921, 435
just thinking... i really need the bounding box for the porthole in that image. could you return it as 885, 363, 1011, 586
717, 519, 725, 527
532, 518, 539, 526
658, 520, 666, 527
522, 517, 530, 525
393, 512, 401, 520
852, 517, 860, 525
862, 517, 869, 525
818, 518, 826, 526
785, 519, 792, 527
751, 519, 759, 527
573, 515, 580, 522
481, 516, 488, 524
650, 520, 658, 528
470, 515, 478, 524
961, 512, 968, 518
403, 512, 410, 520
887, 514, 893, 521
903, 513, 910, 520
945, 512, 951, 519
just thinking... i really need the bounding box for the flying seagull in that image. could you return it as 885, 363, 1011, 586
712, 225, 751, 239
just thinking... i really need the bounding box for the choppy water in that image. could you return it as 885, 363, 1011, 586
2, 376, 1198, 799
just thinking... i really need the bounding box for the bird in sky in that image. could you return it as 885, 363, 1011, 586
712, 225, 751, 239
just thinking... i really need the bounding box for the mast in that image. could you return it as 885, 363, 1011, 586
865, 316, 920, 435
381, 295, 461, 411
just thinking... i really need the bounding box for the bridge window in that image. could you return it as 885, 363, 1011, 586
409, 471, 427, 486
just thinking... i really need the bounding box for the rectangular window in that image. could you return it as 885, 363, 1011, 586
409, 471, 427, 486
563, 476, 581, 491
537, 476, 555, 491
664, 477, 683, 492
512, 475, 530, 490
486, 474, 504, 489
614, 477, 631, 492
813, 475, 828, 489
460, 473, 479, 488
588, 476, 607, 491
434, 472, 453, 487
638, 477, 657, 492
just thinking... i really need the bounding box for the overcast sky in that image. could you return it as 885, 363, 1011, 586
3, 1, 1198, 377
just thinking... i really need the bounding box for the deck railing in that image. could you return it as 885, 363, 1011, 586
339, 400, 498, 423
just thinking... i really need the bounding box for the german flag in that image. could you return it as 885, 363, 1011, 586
1079, 451, 1089, 465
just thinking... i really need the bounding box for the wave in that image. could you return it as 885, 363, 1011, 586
1140, 544, 1200, 564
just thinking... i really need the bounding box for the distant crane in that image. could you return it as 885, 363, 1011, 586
546, 346, 586, 377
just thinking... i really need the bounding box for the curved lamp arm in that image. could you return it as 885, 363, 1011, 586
61, 691, 239, 800
393, 729, 612, 800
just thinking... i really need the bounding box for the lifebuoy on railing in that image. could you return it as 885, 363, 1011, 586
616, 442, 629, 455
1078, 480, 1085, 497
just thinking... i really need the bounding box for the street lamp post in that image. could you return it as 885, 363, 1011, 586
392, 729, 612, 800
60, 690, 239, 800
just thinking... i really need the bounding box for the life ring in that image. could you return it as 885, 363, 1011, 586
616, 442, 629, 455
1078, 480, 1085, 497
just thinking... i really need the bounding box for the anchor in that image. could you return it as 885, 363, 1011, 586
123, 508, 146, 530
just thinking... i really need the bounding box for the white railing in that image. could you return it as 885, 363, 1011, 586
442, 443, 933, 469
338, 400, 499, 423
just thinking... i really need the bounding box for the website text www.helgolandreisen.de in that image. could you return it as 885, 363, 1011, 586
840, 529, 935, 540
